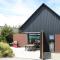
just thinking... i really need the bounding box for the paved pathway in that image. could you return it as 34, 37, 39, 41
0, 57, 41, 60
11, 47, 40, 59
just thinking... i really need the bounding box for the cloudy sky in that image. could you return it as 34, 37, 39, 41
0, 0, 60, 27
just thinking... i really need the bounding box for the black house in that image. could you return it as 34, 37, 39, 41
20, 3, 60, 52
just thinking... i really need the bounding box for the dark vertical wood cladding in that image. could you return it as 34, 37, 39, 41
22, 8, 60, 34
20, 4, 60, 40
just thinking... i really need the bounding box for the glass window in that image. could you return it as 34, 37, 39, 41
28, 33, 40, 44
49, 35, 54, 40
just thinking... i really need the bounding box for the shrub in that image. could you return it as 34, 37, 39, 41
0, 42, 14, 57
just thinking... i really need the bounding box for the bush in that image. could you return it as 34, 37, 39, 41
0, 42, 14, 57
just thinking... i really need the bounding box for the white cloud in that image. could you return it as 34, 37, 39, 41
0, 14, 28, 27
46, 0, 60, 15
47, 0, 60, 4
0, 0, 35, 27
0, 0, 42, 27
0, 0, 60, 27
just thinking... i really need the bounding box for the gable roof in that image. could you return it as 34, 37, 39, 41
20, 3, 60, 31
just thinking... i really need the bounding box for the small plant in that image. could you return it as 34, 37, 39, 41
0, 42, 14, 57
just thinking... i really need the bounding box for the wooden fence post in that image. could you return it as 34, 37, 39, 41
40, 32, 44, 60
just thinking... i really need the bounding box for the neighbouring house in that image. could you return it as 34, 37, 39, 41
19, 3, 60, 52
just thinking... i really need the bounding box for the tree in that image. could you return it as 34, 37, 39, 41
1, 24, 13, 44
1, 24, 13, 37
